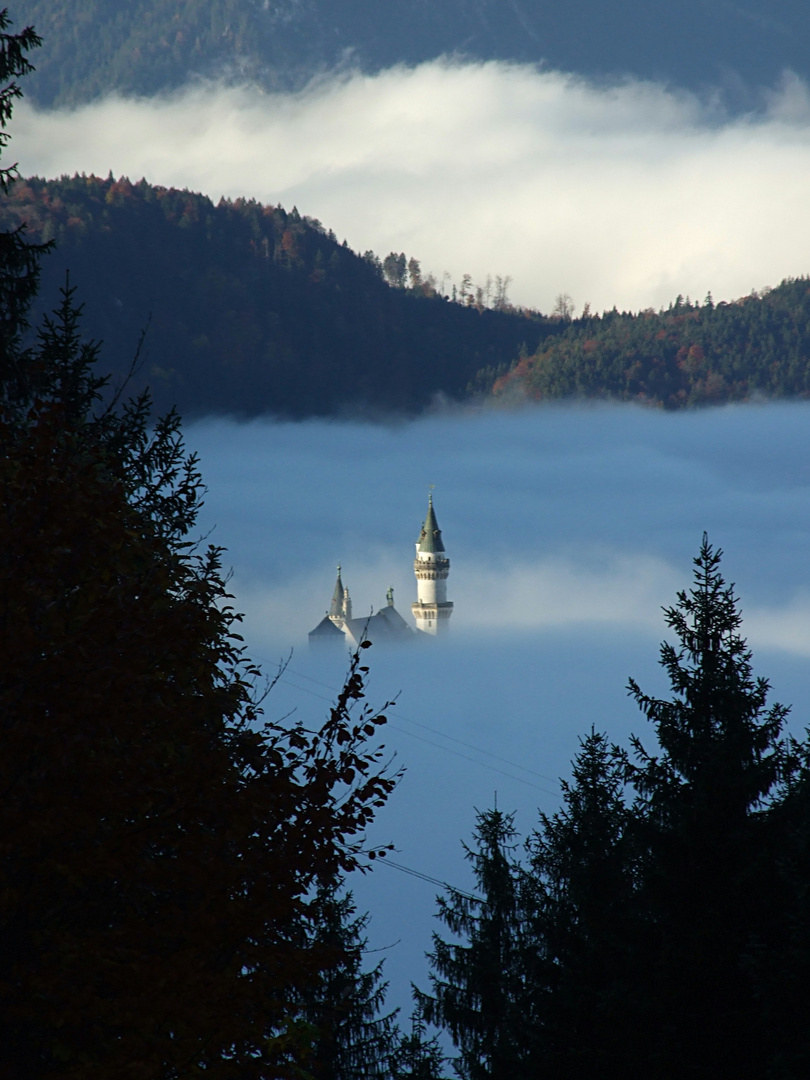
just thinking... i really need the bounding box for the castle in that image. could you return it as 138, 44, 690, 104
308, 493, 453, 648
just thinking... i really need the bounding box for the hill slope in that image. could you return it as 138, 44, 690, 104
491, 284, 810, 409
3, 173, 548, 418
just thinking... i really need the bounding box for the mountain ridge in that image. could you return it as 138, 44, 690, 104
2, 171, 550, 418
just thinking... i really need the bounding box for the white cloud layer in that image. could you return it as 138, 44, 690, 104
14, 60, 810, 312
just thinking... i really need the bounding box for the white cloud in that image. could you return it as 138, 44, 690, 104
747, 592, 810, 656
226, 549, 678, 657
14, 61, 810, 313
187, 401, 810, 660
457, 553, 679, 631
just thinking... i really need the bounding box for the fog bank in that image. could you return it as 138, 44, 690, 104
15, 60, 810, 312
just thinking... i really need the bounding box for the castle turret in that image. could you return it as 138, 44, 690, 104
329, 566, 349, 625
412, 493, 453, 634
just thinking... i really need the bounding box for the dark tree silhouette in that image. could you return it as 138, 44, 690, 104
0, 18, 398, 1076
421, 808, 533, 1080
297, 881, 397, 1080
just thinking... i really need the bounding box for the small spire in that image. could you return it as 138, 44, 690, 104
329, 565, 345, 618
417, 490, 445, 553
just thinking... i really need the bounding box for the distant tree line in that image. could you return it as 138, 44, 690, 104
488, 285, 810, 408
12, 169, 810, 418
371, 250, 514, 314
1, 172, 550, 418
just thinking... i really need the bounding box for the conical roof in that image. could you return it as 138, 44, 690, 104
329, 565, 345, 617
417, 494, 445, 553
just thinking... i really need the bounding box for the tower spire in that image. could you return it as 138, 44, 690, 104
329, 565, 346, 621
412, 491, 453, 635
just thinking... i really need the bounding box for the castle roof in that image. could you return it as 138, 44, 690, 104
308, 615, 345, 644
417, 494, 445, 553
344, 609, 413, 644
375, 600, 412, 634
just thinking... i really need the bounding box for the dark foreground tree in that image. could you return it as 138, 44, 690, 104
420, 808, 533, 1080
427, 538, 803, 1078
0, 7, 49, 399
524, 728, 640, 1078
0, 14, 398, 1076
625, 535, 790, 1078
297, 881, 396, 1080
0, 284, 398, 1080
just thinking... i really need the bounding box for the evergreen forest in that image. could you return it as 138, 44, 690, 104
0, 173, 549, 418
16, 0, 810, 110
489, 285, 810, 409
9, 173, 810, 419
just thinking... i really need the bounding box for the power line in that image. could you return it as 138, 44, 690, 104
277, 671, 558, 796
378, 857, 484, 905
282, 661, 562, 793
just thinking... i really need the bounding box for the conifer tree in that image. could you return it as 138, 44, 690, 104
429, 540, 801, 1078
625, 534, 790, 1078
390, 1008, 448, 1080
525, 729, 640, 1076
754, 734, 810, 1078
0, 8, 49, 402
0, 16, 398, 1075
420, 808, 533, 1080
298, 881, 397, 1080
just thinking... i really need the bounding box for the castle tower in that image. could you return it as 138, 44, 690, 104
412, 493, 453, 635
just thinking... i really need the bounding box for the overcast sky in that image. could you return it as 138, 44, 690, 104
186, 401, 810, 1015
15, 58, 810, 313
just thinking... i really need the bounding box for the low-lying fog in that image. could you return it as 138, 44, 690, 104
188, 400, 810, 1014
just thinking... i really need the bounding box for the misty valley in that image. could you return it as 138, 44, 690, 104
6, 1, 810, 1077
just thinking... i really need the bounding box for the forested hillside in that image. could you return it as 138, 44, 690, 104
9, 175, 810, 419
2, 173, 547, 417
490, 283, 810, 409
16, 0, 810, 109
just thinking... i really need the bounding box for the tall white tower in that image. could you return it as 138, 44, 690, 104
412, 493, 453, 635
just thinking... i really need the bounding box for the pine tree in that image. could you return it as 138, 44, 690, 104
0, 8, 50, 404
0, 25, 398, 1075
625, 534, 790, 1078
390, 1008, 448, 1080
423, 539, 799, 1078
751, 734, 810, 1078
420, 808, 532, 1080
0, 279, 399, 1079
525, 729, 640, 1077
299, 881, 396, 1080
